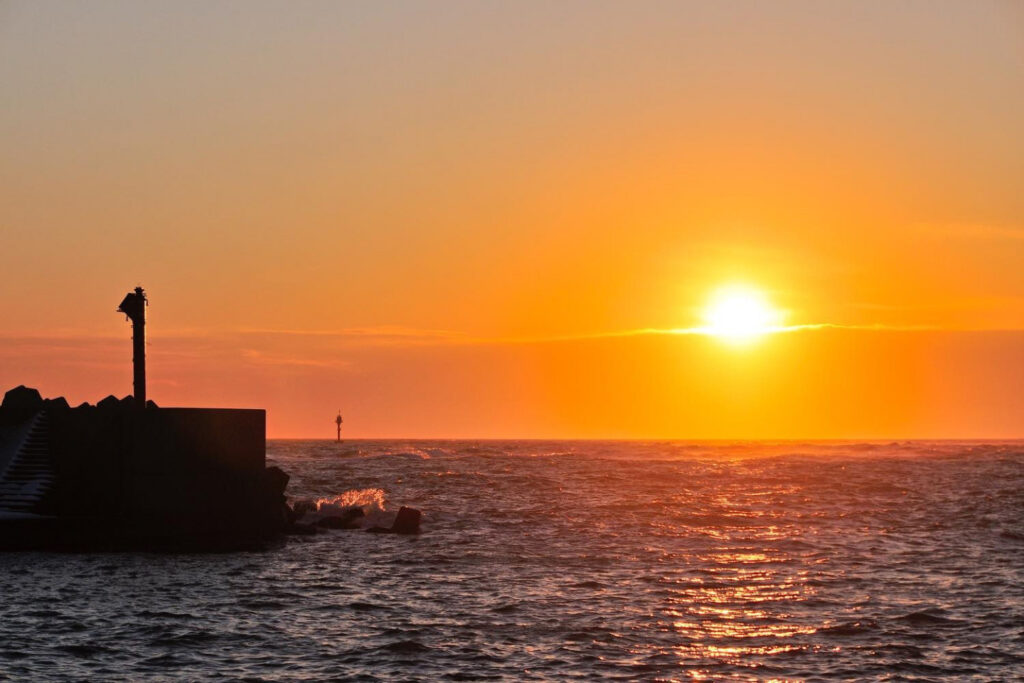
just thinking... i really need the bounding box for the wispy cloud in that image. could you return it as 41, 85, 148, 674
238, 326, 475, 346
919, 222, 1024, 241
233, 322, 953, 348
240, 349, 354, 369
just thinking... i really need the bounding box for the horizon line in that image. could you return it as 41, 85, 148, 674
265, 435, 1024, 442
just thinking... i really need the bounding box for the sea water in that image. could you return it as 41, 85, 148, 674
0, 440, 1021, 681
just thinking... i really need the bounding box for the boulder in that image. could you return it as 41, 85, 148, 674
391, 506, 422, 535
317, 516, 357, 530
2, 385, 42, 410
1, 386, 44, 422
366, 506, 422, 535
316, 507, 365, 529
263, 466, 290, 498
292, 499, 317, 517
45, 396, 70, 411
285, 522, 318, 536
97, 395, 121, 411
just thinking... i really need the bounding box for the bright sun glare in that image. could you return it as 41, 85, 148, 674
701, 286, 784, 343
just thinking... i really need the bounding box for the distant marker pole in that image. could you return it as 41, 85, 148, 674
335, 411, 343, 442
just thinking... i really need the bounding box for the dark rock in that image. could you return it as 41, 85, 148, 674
365, 507, 422, 535
316, 507, 365, 529
120, 395, 136, 408
258, 467, 292, 532
285, 522, 318, 536
45, 396, 71, 411
145, 399, 159, 409
1, 386, 44, 422
263, 466, 290, 497
2, 385, 42, 408
391, 506, 422, 535
317, 516, 358, 529
292, 499, 317, 517
97, 395, 120, 410
270, 502, 290, 532
75, 402, 93, 409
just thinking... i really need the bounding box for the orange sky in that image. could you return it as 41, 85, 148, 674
1, 1, 1022, 437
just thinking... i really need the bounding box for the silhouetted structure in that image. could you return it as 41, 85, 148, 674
117, 287, 147, 406
0, 287, 291, 550
335, 411, 343, 442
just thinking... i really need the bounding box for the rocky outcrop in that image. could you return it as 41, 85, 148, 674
316, 507, 365, 529
1, 386, 44, 424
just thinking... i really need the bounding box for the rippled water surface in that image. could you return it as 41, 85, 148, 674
1, 440, 1023, 681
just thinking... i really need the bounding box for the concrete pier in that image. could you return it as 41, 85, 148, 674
0, 387, 286, 550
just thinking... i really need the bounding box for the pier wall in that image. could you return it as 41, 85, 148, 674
46, 406, 272, 542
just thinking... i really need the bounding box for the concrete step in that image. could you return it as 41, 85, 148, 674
0, 410, 53, 513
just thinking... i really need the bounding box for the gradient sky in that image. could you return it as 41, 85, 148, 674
2, 1, 1022, 438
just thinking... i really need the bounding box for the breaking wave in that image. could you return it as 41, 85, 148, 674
315, 488, 387, 514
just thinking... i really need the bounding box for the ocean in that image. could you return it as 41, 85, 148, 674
1, 440, 1021, 681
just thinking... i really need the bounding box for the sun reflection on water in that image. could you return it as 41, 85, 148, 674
644, 487, 832, 677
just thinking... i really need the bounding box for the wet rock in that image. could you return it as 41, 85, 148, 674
258, 467, 292, 532
391, 506, 422, 535
283, 502, 298, 525
292, 499, 317, 517
366, 507, 422, 535
316, 508, 365, 529
263, 466, 290, 498
316, 516, 354, 529
285, 522, 318, 536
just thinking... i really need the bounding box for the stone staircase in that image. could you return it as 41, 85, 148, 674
0, 410, 54, 514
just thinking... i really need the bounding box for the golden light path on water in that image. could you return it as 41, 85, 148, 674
641, 483, 832, 680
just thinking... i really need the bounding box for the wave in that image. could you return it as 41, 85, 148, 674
290, 488, 393, 528
818, 620, 878, 636
315, 488, 387, 514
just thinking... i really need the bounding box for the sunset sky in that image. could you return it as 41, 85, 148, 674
1, 1, 1022, 438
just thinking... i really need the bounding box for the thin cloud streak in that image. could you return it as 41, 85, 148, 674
918, 222, 1024, 241
240, 349, 354, 370
232, 322, 1010, 348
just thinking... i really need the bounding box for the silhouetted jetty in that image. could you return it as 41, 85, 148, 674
0, 288, 290, 550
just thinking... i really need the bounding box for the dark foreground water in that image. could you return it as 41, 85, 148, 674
1, 441, 1022, 681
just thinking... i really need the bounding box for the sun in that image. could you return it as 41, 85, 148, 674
701, 285, 784, 344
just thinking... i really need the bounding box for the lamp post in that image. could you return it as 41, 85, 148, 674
117, 287, 148, 406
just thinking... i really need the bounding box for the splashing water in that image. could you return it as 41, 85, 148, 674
315, 487, 387, 514
291, 488, 393, 528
